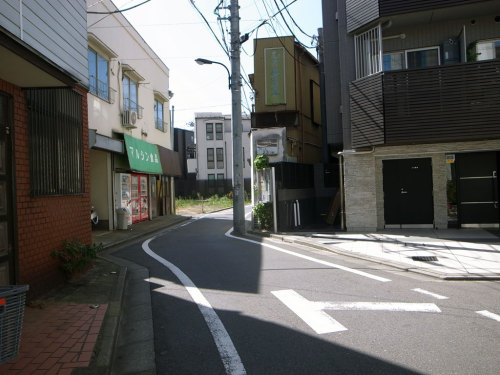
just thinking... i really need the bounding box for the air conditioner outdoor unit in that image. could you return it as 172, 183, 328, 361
122, 110, 138, 128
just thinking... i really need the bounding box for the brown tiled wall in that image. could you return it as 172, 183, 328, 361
1, 79, 90, 296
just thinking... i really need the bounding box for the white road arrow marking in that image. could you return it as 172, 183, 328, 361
272, 290, 347, 334
272, 289, 442, 335
476, 310, 500, 323
412, 288, 449, 300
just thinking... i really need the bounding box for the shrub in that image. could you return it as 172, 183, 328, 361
254, 202, 273, 230
254, 154, 270, 170
51, 239, 101, 278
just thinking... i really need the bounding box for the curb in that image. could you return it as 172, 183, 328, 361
249, 232, 500, 281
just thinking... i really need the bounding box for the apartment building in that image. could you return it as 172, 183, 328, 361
87, 0, 180, 229
323, 0, 500, 230
192, 113, 251, 197
0, 0, 89, 292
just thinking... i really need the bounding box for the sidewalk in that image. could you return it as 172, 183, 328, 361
0, 214, 189, 375
268, 228, 500, 280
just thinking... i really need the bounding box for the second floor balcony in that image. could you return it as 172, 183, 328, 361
349, 59, 500, 148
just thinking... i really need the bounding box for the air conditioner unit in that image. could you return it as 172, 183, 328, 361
122, 110, 138, 128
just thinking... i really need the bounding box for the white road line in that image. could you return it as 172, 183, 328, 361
271, 290, 348, 334
225, 228, 391, 282
412, 288, 449, 300
476, 310, 500, 323
142, 239, 246, 375
315, 301, 441, 313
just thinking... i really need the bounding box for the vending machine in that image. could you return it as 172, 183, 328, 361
115, 173, 132, 226
130, 174, 149, 223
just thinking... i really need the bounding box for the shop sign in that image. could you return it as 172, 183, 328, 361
446, 154, 455, 164
265, 47, 286, 105
124, 134, 163, 174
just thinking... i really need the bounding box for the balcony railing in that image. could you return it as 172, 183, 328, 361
349, 60, 500, 148
346, 0, 488, 33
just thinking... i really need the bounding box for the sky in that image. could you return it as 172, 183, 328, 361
100, 0, 323, 129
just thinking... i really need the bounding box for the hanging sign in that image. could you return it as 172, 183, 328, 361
265, 47, 286, 105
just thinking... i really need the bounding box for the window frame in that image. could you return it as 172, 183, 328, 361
207, 148, 215, 169
154, 98, 164, 131
405, 46, 440, 69
123, 75, 138, 112
216, 147, 224, 169
206, 123, 214, 140
88, 47, 110, 102
215, 123, 223, 140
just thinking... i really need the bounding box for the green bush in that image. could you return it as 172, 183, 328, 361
254, 202, 273, 230
51, 239, 101, 278
254, 154, 270, 170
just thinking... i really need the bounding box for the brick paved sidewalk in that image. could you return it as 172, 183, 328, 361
0, 303, 108, 374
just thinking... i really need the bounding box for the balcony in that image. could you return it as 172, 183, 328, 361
349, 60, 500, 148
251, 110, 299, 129
346, 0, 491, 33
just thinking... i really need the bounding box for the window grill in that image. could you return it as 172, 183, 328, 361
354, 25, 382, 79
25, 88, 84, 196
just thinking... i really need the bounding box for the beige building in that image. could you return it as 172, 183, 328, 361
87, 0, 179, 230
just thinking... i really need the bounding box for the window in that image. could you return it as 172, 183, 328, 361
217, 173, 224, 181
354, 25, 382, 79
383, 52, 405, 71
217, 173, 225, 193
216, 148, 224, 169
208, 174, 215, 193
123, 75, 138, 112
215, 123, 223, 140
88, 48, 109, 101
207, 148, 215, 169
406, 47, 440, 69
154, 99, 164, 131
206, 123, 214, 140
26, 88, 84, 196
476, 40, 500, 61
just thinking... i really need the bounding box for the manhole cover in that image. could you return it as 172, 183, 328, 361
412, 256, 438, 262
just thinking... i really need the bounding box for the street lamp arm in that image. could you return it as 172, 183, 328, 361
195, 58, 231, 90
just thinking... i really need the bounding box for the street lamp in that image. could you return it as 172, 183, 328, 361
195, 53, 245, 235
195, 58, 231, 90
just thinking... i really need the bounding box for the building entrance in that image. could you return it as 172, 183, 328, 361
456, 152, 499, 227
383, 158, 434, 227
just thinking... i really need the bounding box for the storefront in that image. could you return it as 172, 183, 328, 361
117, 134, 163, 224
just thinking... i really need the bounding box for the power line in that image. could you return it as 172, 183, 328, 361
87, 0, 151, 14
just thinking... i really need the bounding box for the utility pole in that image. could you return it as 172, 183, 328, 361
230, 0, 245, 234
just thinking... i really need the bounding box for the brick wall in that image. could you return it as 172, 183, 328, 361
0, 79, 91, 296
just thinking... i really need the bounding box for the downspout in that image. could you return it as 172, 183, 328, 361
298, 50, 304, 162
19, 0, 23, 40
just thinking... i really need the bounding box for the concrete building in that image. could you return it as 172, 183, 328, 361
322, 0, 500, 230
250, 36, 323, 164
0, 0, 90, 293
192, 112, 251, 197
87, 0, 180, 229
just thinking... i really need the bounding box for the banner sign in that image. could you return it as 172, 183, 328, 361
265, 48, 286, 105
124, 134, 163, 174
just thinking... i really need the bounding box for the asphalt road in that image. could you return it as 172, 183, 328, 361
113, 209, 500, 375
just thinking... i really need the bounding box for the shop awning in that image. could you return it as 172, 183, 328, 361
124, 134, 163, 174
157, 145, 182, 177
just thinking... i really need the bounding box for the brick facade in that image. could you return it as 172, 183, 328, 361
1, 79, 91, 296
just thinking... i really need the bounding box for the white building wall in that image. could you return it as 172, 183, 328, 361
194, 112, 251, 182
87, 0, 172, 149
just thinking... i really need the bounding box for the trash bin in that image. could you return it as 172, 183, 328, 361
116, 207, 130, 230
0, 285, 29, 365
